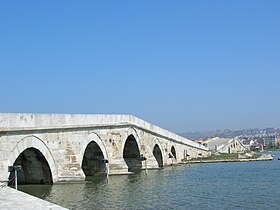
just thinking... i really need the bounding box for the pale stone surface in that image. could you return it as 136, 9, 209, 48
0, 113, 202, 148
0, 186, 67, 210
204, 137, 247, 153
0, 113, 209, 182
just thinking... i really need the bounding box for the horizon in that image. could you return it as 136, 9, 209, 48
180, 127, 280, 134
0, 1, 280, 133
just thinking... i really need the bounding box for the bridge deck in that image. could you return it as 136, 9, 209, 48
0, 113, 207, 150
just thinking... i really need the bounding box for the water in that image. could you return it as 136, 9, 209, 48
18, 151, 280, 210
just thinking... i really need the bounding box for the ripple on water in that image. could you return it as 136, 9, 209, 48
19, 151, 280, 210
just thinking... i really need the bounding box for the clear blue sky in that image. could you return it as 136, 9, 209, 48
0, 1, 279, 133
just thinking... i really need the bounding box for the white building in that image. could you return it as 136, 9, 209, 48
203, 137, 247, 153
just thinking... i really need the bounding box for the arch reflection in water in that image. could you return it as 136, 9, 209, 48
18, 184, 53, 200
18, 154, 280, 210
9, 147, 53, 185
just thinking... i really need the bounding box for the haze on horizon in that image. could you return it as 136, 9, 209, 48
0, 1, 279, 133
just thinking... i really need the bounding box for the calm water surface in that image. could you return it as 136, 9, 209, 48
19, 151, 280, 210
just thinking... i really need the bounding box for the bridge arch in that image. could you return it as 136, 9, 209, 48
122, 128, 142, 173
121, 127, 142, 155
153, 139, 164, 168
7, 135, 57, 183
171, 145, 177, 160
80, 133, 108, 177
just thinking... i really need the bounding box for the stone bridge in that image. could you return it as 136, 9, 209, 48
0, 113, 208, 184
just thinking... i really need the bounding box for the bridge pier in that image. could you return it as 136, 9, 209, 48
108, 158, 132, 175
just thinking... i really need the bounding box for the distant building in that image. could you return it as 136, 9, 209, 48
276, 136, 280, 148
241, 139, 263, 151
262, 136, 278, 148
242, 139, 255, 150
203, 137, 247, 153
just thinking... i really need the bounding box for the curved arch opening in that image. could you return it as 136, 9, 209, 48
153, 144, 163, 168
171, 146, 177, 160
123, 135, 141, 173
8, 148, 53, 185
82, 141, 106, 176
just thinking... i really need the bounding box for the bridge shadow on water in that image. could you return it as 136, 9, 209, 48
17, 156, 280, 210
18, 167, 170, 209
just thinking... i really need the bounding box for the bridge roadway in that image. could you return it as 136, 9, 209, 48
0, 113, 209, 184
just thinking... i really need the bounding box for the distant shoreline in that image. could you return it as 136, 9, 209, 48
182, 154, 273, 164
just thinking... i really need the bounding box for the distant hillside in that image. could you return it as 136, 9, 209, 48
179, 128, 280, 139
179, 130, 237, 139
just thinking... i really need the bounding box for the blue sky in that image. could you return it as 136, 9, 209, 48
0, 1, 279, 133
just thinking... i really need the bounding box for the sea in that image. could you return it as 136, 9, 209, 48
18, 151, 280, 210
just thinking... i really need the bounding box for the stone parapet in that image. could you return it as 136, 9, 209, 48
0, 113, 207, 151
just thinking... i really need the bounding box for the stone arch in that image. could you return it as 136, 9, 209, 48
122, 128, 142, 173
121, 127, 142, 155
7, 135, 57, 183
80, 133, 109, 176
171, 145, 177, 160
153, 139, 164, 168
